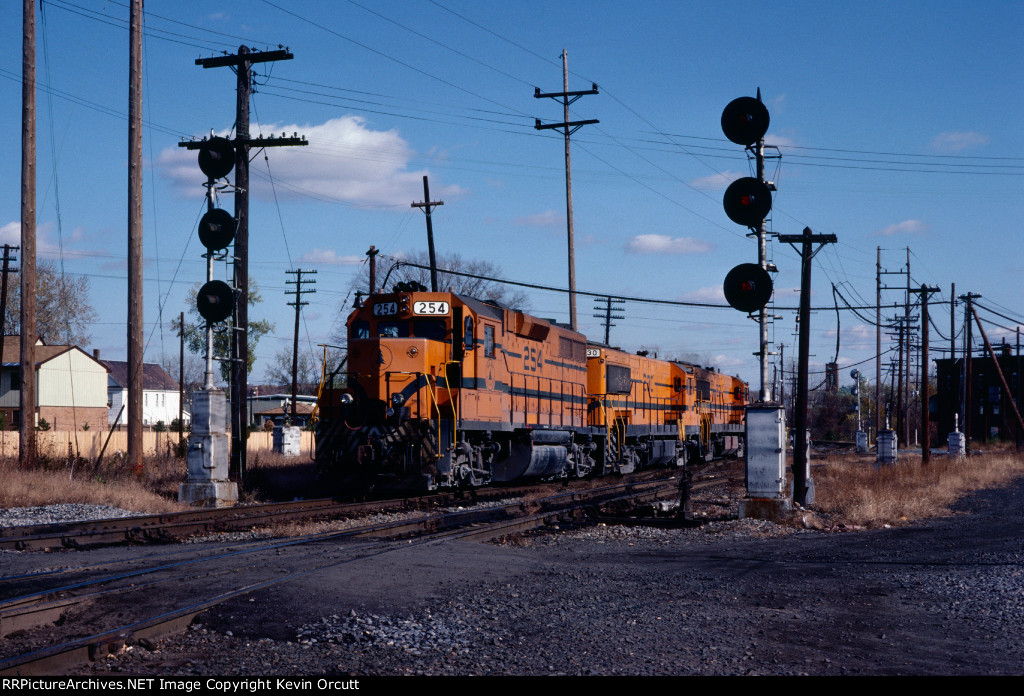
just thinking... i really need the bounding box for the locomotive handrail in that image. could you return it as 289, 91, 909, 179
424, 371, 459, 458
441, 361, 460, 442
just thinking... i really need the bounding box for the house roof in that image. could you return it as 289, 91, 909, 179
102, 360, 180, 391
1, 336, 104, 369
257, 402, 317, 416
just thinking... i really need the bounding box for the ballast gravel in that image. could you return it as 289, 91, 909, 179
8, 479, 1024, 676
0, 504, 138, 527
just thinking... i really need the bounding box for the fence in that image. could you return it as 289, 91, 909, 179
0, 430, 315, 460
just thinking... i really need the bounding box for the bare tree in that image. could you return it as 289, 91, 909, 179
263, 345, 322, 394
354, 250, 530, 309
3, 259, 97, 346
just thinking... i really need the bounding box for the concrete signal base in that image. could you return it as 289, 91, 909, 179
179, 389, 238, 508
740, 404, 792, 521
739, 496, 793, 521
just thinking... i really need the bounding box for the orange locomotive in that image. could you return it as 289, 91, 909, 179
316, 288, 747, 491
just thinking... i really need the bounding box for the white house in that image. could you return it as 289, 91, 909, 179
0, 337, 109, 431
102, 359, 188, 428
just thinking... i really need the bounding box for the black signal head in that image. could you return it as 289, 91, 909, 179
724, 263, 773, 313
197, 136, 235, 180
198, 208, 236, 251
723, 177, 772, 227
197, 280, 234, 323
721, 96, 770, 146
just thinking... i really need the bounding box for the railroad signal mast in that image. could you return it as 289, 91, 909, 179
720, 91, 778, 403
178, 136, 239, 507
179, 46, 306, 483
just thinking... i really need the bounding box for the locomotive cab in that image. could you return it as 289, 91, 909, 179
346, 292, 462, 421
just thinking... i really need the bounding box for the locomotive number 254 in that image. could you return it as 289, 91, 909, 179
413, 301, 450, 315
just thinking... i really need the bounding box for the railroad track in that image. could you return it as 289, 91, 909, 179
0, 488, 522, 552
0, 472, 690, 675
0, 465, 702, 552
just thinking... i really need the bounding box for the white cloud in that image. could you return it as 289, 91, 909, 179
514, 210, 562, 227
930, 131, 989, 153
626, 234, 712, 255
297, 249, 364, 265
0, 222, 18, 246
765, 133, 798, 148
690, 170, 741, 191
711, 354, 746, 369
679, 285, 726, 303
160, 116, 463, 206
873, 219, 928, 237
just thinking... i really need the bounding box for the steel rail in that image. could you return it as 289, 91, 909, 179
0, 471, 688, 675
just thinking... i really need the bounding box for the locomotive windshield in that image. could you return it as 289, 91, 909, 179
350, 319, 448, 340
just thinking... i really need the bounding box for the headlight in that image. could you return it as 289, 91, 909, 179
339, 393, 354, 406
390, 393, 405, 406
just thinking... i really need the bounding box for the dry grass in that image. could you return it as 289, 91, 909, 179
0, 452, 189, 514
812, 446, 1024, 528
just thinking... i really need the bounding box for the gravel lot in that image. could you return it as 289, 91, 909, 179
8, 477, 1024, 676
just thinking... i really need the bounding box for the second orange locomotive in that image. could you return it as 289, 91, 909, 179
317, 288, 747, 491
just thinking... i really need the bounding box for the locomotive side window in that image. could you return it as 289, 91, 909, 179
606, 364, 632, 395
464, 316, 474, 351
484, 325, 495, 358
377, 321, 409, 338
696, 379, 711, 401
350, 320, 370, 340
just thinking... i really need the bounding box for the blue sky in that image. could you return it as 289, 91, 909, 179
2, 0, 1021, 392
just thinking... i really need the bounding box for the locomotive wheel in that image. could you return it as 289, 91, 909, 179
456, 464, 485, 488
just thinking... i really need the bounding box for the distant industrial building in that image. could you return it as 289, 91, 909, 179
934, 345, 1022, 444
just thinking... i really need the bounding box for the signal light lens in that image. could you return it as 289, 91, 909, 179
197, 280, 234, 323
198, 208, 236, 251
723, 178, 772, 227
197, 137, 235, 180
724, 263, 773, 313
721, 96, 770, 146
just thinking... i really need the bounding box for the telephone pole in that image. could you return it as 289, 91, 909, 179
21, 0, 37, 466
183, 46, 306, 482
593, 296, 624, 345
534, 50, 598, 331
128, 0, 144, 473
779, 227, 837, 507
960, 292, 982, 452
285, 269, 316, 423
911, 285, 938, 462
411, 176, 443, 291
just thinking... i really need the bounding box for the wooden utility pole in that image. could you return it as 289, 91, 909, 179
411, 176, 443, 292
592, 296, 624, 345
127, 0, 144, 473
21, 0, 37, 466
875, 247, 882, 440
178, 311, 185, 449
285, 269, 316, 422
779, 227, 836, 507
366, 246, 379, 294
185, 46, 305, 483
961, 292, 981, 453
911, 285, 938, 462
534, 50, 598, 332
